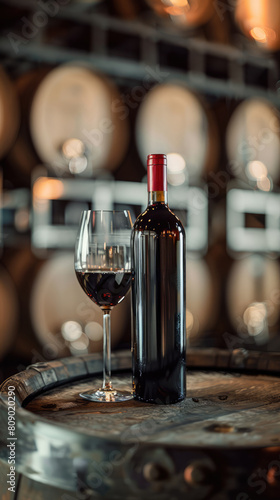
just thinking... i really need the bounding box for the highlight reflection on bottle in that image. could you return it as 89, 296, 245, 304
131, 154, 186, 404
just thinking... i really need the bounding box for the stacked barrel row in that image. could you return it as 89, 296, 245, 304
0, 63, 279, 365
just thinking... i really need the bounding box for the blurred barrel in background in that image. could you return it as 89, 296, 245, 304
1, 249, 129, 363
0, 67, 20, 159
30, 252, 129, 358
30, 64, 129, 178
1, 247, 46, 361
226, 254, 280, 345
1, 245, 222, 360
6, 67, 51, 185
0, 264, 18, 359
136, 83, 219, 185
226, 98, 280, 188
6, 64, 129, 185
186, 255, 219, 344
0, 1, 280, 374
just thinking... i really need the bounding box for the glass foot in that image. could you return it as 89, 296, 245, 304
79, 388, 133, 402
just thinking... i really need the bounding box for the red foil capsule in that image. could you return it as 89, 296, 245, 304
147, 154, 167, 192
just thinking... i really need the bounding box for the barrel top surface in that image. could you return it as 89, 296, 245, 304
24, 369, 280, 449
2, 349, 280, 495
1, 349, 280, 453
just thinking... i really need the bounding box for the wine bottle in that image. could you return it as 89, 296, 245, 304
131, 153, 186, 404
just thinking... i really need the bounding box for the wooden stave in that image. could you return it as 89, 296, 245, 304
1, 349, 280, 499
0, 67, 20, 159
226, 254, 280, 344
186, 256, 220, 343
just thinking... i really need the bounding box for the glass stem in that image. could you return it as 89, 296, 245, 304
102, 309, 112, 391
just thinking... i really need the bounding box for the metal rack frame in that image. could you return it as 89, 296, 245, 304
31, 174, 208, 253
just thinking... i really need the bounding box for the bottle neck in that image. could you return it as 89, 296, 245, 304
148, 191, 168, 205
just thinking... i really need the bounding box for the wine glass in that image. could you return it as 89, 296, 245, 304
74, 210, 133, 402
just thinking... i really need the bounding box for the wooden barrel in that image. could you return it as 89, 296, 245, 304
0, 67, 20, 159
136, 83, 219, 184
186, 256, 219, 343
30, 64, 129, 177
30, 252, 129, 357
0, 264, 18, 359
6, 65, 129, 185
1, 248, 129, 362
1, 348, 280, 499
226, 254, 280, 346
30, 253, 218, 353
226, 98, 280, 186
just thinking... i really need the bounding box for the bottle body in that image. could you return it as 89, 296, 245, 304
131, 202, 186, 404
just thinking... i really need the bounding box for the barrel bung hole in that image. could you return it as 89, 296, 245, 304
205, 423, 235, 433
205, 423, 252, 434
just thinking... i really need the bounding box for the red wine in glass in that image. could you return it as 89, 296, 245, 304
75, 210, 133, 402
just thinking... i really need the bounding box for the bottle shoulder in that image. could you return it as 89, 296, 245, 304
133, 203, 185, 235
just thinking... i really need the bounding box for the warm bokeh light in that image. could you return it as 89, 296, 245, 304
257, 176, 272, 191
169, 0, 190, 7
246, 160, 268, 180
85, 321, 103, 341
33, 178, 64, 200
14, 208, 30, 232
167, 153, 186, 173
167, 153, 187, 186
250, 27, 267, 42
62, 138, 88, 174
267, 466, 280, 485
235, 0, 280, 51
146, 0, 214, 27
243, 302, 267, 336
250, 26, 276, 43
69, 156, 88, 175
168, 172, 186, 186
246, 160, 273, 191
69, 333, 89, 354
62, 138, 85, 159
165, 6, 185, 16
186, 309, 194, 334
61, 321, 82, 342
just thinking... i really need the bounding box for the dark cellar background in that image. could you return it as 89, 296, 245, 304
0, 0, 279, 382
